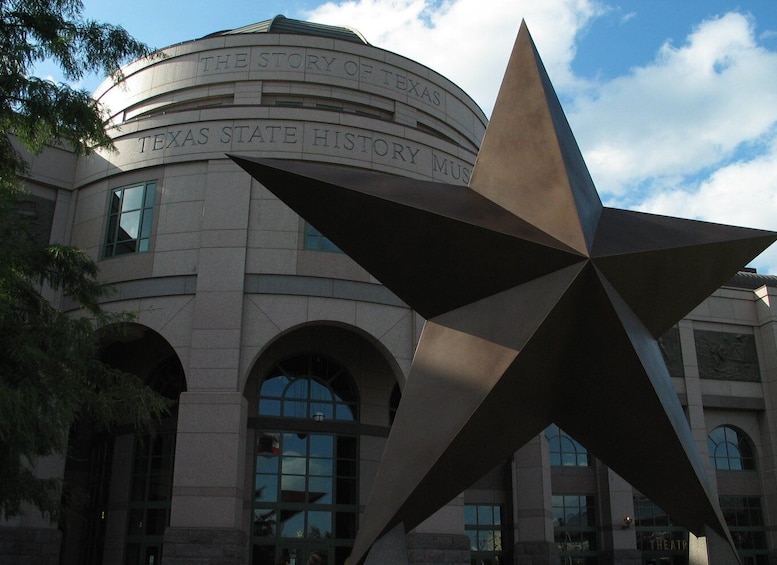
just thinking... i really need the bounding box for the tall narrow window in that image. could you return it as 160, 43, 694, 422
125, 431, 176, 565
720, 496, 769, 565
465, 504, 506, 564
253, 354, 359, 565
633, 495, 688, 561
552, 495, 597, 564
104, 181, 156, 257
708, 426, 756, 471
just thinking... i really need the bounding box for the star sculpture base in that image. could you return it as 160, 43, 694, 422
232, 21, 776, 565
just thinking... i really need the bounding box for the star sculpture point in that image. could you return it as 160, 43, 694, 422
232, 22, 775, 565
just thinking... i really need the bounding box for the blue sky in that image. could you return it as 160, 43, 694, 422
43, 0, 777, 273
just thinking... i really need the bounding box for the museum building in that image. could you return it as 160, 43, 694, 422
2, 15, 777, 565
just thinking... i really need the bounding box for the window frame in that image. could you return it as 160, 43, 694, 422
104, 180, 157, 258
464, 503, 506, 565
708, 425, 756, 471
545, 424, 590, 467
719, 496, 769, 565
552, 494, 598, 564
252, 354, 360, 565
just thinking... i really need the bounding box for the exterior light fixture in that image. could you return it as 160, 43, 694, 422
313, 411, 325, 422
623, 516, 633, 529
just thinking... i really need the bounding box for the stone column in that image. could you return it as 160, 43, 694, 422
606, 469, 640, 565
406, 496, 470, 565
164, 161, 251, 564
512, 435, 558, 565
754, 286, 777, 564
679, 319, 714, 565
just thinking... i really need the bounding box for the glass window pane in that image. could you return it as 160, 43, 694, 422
260, 376, 289, 397
478, 530, 494, 551
478, 505, 493, 525
337, 437, 357, 459
286, 379, 309, 399
280, 475, 306, 502
336, 402, 356, 421
336, 478, 357, 505
283, 401, 307, 419
309, 458, 333, 477
253, 510, 276, 537
148, 474, 171, 501
465, 505, 477, 525
307, 511, 332, 538
144, 183, 156, 207
105, 215, 118, 244
311, 380, 333, 401
109, 190, 122, 213
258, 398, 281, 416
308, 476, 333, 504
140, 210, 154, 238
145, 508, 167, 535
119, 210, 141, 240
281, 456, 307, 475
310, 403, 334, 421
282, 434, 307, 456
255, 474, 277, 502
335, 512, 356, 539
256, 454, 279, 474
279, 510, 304, 538
310, 435, 333, 458
122, 186, 144, 211
466, 531, 478, 551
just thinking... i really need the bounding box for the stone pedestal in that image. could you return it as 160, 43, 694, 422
405, 532, 469, 565
513, 540, 559, 565
603, 549, 641, 565
161, 527, 246, 565
364, 523, 409, 565
0, 527, 61, 565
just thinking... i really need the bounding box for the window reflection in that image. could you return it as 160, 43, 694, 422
545, 424, 590, 467
259, 355, 358, 422
253, 355, 358, 563
708, 426, 756, 471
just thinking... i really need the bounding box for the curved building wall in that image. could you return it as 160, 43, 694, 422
55, 28, 487, 565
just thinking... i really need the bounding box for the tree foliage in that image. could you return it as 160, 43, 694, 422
1, 0, 153, 181
0, 0, 170, 520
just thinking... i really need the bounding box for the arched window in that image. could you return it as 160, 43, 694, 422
708, 426, 756, 471
258, 354, 357, 421
253, 354, 359, 565
545, 424, 590, 467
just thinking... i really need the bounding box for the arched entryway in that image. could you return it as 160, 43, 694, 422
60, 323, 186, 565
245, 323, 402, 565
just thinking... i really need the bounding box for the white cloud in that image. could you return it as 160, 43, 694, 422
637, 131, 777, 273
567, 12, 777, 202
303, 2, 777, 273
305, 0, 604, 114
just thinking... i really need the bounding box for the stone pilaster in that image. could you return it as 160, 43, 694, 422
511, 435, 555, 565
0, 527, 61, 565
161, 527, 246, 565
405, 532, 469, 565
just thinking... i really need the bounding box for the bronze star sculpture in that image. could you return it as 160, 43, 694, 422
232, 22, 776, 564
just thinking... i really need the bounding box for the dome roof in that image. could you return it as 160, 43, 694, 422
202, 14, 369, 45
